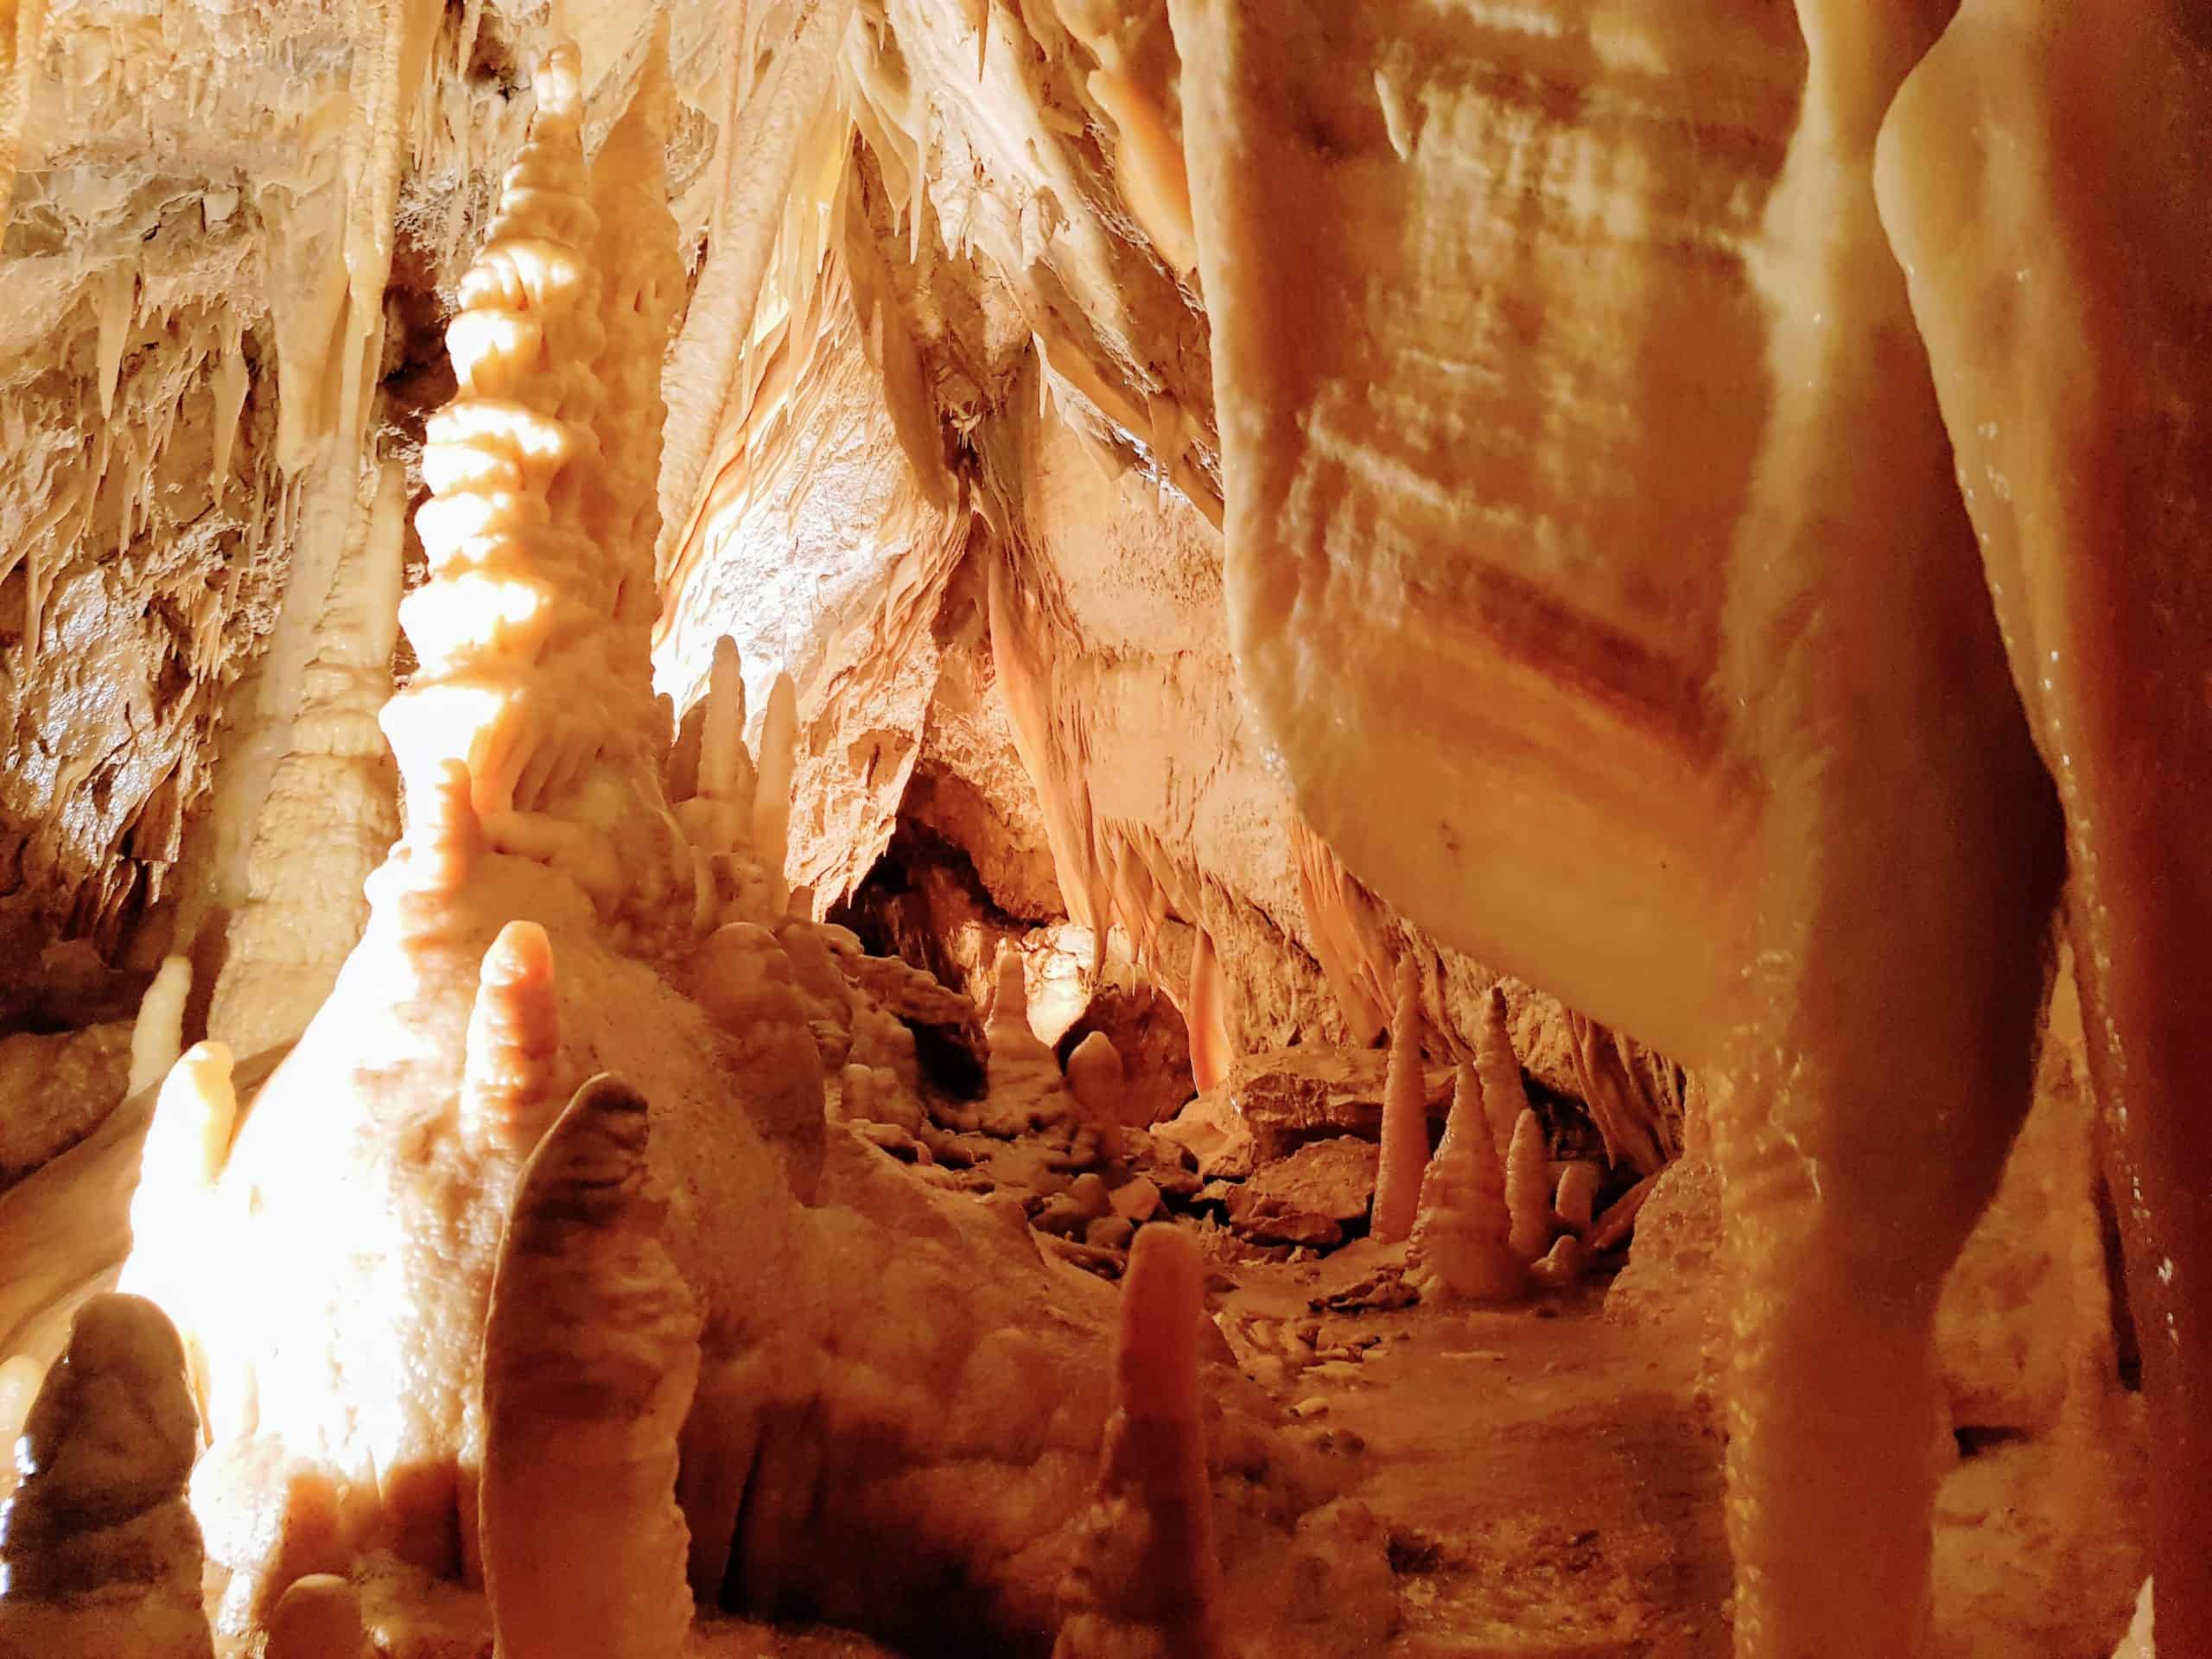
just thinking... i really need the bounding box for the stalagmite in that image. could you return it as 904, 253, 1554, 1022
1530, 1234, 1586, 1293
381, 40, 687, 943
1555, 1163, 1599, 1236
1065, 1030, 1127, 1161
0, 1295, 213, 1659
2113, 1579, 2154, 1659
264, 1575, 368, 1659
983, 947, 1070, 1132
751, 670, 798, 911
697, 635, 758, 818
125, 957, 191, 1100
117, 1043, 238, 1408
1505, 1109, 1554, 1265
1055, 1223, 1220, 1659
1409, 1065, 1523, 1302
480, 1077, 701, 1659
1371, 958, 1427, 1244
457, 922, 565, 1155
1472, 987, 1529, 1171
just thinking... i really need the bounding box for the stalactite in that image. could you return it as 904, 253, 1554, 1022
1185, 924, 1234, 1096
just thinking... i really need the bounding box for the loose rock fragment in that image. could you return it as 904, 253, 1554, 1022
264, 1574, 367, 1659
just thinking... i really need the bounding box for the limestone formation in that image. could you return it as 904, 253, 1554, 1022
1066, 1030, 1128, 1163
0, 1, 2202, 1654
980, 948, 1074, 1135
1554, 1163, 1600, 1237
1055, 1223, 1222, 1659
0, 1295, 212, 1659
1473, 986, 1532, 1171
125, 957, 191, 1101
264, 1576, 368, 1659
1504, 1110, 1554, 1267
480, 1077, 699, 1659
1409, 1065, 1523, 1303
1371, 959, 1428, 1244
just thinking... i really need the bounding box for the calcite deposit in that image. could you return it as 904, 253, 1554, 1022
0, 2, 2202, 1657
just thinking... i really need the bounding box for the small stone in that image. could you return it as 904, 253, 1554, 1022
1291, 1396, 1331, 1419
1085, 1215, 1135, 1251
1313, 1360, 1366, 1382
1109, 1175, 1163, 1223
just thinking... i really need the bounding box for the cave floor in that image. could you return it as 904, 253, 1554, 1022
1210, 1237, 2145, 1659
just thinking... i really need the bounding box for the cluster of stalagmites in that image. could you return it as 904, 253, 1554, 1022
0, 41, 1309, 1659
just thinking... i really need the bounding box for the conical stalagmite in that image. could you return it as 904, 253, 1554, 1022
1411, 1064, 1524, 1301
1371, 957, 1428, 1243
480, 1076, 701, 1659
1054, 1223, 1221, 1659
1554, 1162, 1600, 1236
0, 1295, 213, 1659
1505, 1109, 1554, 1264
1473, 986, 1529, 1170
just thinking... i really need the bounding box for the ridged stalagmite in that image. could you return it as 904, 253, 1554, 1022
1410, 1064, 1523, 1302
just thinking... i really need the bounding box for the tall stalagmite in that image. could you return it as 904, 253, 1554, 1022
1372, 958, 1427, 1243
